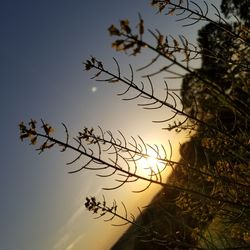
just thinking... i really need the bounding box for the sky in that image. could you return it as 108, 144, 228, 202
0, 1, 221, 249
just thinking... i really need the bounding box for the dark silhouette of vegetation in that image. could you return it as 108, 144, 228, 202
19, 0, 250, 249
221, 0, 250, 25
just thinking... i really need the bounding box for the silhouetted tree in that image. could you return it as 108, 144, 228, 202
221, 0, 250, 25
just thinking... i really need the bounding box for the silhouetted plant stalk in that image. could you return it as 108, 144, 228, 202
19, 120, 250, 210
85, 196, 140, 227
151, 0, 250, 45
84, 195, 215, 249
107, 3, 250, 119
85, 196, 159, 238
84, 56, 249, 156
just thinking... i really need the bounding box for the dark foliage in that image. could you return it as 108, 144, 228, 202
221, 0, 250, 25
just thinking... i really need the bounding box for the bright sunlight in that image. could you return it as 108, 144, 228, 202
137, 149, 166, 177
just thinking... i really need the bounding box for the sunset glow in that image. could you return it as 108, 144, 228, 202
138, 149, 166, 177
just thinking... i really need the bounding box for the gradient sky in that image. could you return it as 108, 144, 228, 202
0, 1, 221, 249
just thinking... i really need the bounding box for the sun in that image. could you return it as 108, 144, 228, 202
137, 150, 165, 176
145, 156, 159, 171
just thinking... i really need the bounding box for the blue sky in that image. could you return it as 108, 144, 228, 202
0, 1, 221, 249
